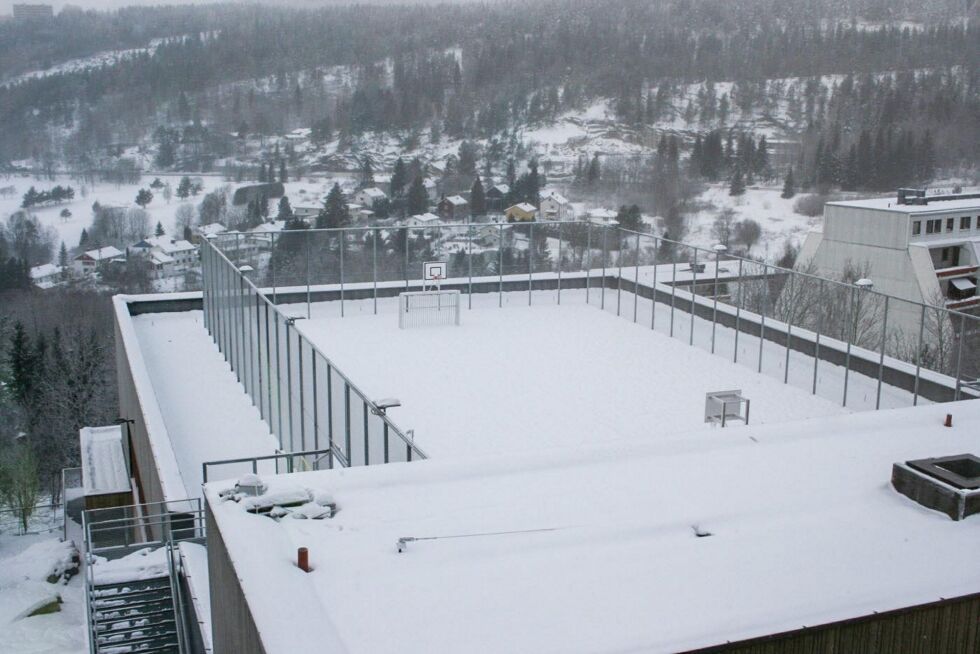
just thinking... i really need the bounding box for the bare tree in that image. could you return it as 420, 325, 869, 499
0, 444, 40, 534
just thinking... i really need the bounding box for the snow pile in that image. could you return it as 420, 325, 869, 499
91, 546, 170, 585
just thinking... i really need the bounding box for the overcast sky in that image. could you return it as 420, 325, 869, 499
0, 0, 490, 14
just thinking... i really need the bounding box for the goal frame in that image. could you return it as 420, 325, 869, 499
398, 290, 462, 329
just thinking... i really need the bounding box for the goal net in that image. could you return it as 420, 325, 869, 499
399, 290, 461, 329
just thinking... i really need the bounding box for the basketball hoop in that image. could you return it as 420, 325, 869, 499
423, 261, 447, 291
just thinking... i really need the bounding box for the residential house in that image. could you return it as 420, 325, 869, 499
29, 263, 63, 289
438, 195, 469, 221
404, 213, 442, 228
540, 192, 571, 221
587, 208, 619, 226
486, 184, 510, 211
505, 203, 538, 222
131, 236, 198, 271
354, 187, 387, 210
195, 223, 227, 243
73, 246, 124, 276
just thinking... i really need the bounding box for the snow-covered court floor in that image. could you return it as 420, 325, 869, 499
295, 290, 853, 459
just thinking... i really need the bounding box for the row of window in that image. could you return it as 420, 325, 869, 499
912, 215, 978, 236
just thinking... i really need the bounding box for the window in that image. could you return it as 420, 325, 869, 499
912, 221, 921, 236
946, 218, 955, 232
962, 216, 973, 230
926, 219, 942, 234
941, 247, 951, 261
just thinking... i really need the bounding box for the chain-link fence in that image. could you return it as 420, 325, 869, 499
201, 222, 979, 461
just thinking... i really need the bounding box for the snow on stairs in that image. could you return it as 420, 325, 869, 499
90, 575, 180, 653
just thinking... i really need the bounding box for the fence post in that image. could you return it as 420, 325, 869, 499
404, 227, 410, 292
585, 222, 592, 304
271, 233, 277, 304
468, 223, 473, 309
339, 230, 345, 318
306, 232, 312, 319
601, 226, 608, 310
758, 263, 767, 374
711, 249, 720, 354
286, 321, 294, 452
913, 305, 926, 406
557, 222, 563, 306
954, 312, 966, 401
616, 229, 623, 317
651, 236, 658, 330
842, 284, 856, 407
373, 228, 378, 315
498, 223, 504, 307
311, 351, 319, 451
689, 247, 698, 346
298, 338, 306, 451
634, 232, 640, 322
734, 258, 743, 363
783, 272, 793, 384
670, 259, 677, 338
528, 222, 533, 306
813, 278, 824, 395
876, 296, 889, 409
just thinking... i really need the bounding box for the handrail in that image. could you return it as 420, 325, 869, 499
201, 446, 350, 483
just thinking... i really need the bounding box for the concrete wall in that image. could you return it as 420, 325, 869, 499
824, 205, 909, 250
205, 505, 266, 654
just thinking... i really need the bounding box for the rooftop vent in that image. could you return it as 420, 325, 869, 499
892, 454, 980, 520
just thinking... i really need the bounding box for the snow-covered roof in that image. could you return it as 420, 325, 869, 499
442, 195, 468, 206
410, 212, 441, 224
204, 399, 980, 654
144, 236, 196, 254
827, 195, 980, 215
250, 221, 286, 234
359, 187, 387, 199
489, 183, 510, 195
196, 222, 227, 236
30, 263, 61, 279
543, 192, 569, 205
77, 246, 124, 261
588, 208, 617, 219
79, 425, 130, 495
509, 202, 537, 213
151, 251, 175, 265
422, 178, 437, 189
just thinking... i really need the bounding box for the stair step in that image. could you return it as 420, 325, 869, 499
96, 629, 177, 648
92, 580, 171, 596
96, 616, 175, 633
95, 607, 176, 624
92, 586, 172, 603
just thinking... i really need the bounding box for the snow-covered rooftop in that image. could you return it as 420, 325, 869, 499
79, 425, 130, 495
443, 194, 468, 206
78, 246, 124, 261
509, 202, 537, 213
29, 263, 61, 279
205, 399, 980, 654
827, 195, 980, 215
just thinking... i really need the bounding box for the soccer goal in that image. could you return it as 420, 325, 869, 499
399, 290, 461, 329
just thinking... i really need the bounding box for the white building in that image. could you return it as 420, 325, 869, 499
798, 190, 980, 335
195, 223, 227, 241
540, 191, 571, 221
73, 246, 124, 276
354, 187, 387, 209
403, 212, 442, 228
29, 263, 63, 289
131, 236, 198, 271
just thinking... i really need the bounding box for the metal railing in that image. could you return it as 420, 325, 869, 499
201, 447, 348, 484
202, 236, 427, 470
201, 222, 979, 450
83, 499, 204, 556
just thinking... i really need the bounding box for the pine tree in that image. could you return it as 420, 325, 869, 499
136, 188, 153, 208
155, 221, 165, 237
781, 167, 796, 199
277, 196, 294, 222
391, 158, 407, 198
258, 164, 267, 183
317, 183, 350, 229
58, 242, 68, 269
360, 157, 375, 187
279, 160, 288, 183
526, 160, 540, 206
470, 177, 486, 217
79, 228, 89, 248
729, 165, 746, 196
586, 154, 601, 188
406, 176, 429, 216
177, 176, 192, 199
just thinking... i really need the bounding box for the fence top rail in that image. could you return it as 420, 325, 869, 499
202, 239, 428, 460
83, 498, 201, 519
213, 220, 576, 238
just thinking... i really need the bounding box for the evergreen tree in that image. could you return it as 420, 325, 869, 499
79, 228, 89, 248
277, 196, 294, 222
279, 160, 288, 183
317, 183, 350, 229
526, 160, 540, 206
615, 205, 643, 232
258, 163, 267, 183
781, 167, 796, 199
177, 176, 192, 199
58, 242, 68, 269
470, 176, 486, 217
391, 158, 407, 198
406, 176, 429, 216
155, 221, 165, 237
360, 157, 375, 187
729, 165, 746, 196
586, 154, 601, 188
136, 188, 153, 208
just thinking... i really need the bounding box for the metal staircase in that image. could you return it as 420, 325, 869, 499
82, 500, 204, 654
89, 573, 181, 653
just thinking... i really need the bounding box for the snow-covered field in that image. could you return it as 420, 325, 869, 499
295, 290, 850, 459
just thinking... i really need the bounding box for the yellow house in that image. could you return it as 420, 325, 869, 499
505, 202, 538, 222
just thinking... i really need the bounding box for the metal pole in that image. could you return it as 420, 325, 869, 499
265, 303, 272, 425
689, 248, 698, 346
271, 233, 277, 304
498, 223, 504, 307
326, 363, 334, 466
274, 314, 283, 447
373, 228, 378, 315
312, 351, 318, 451
616, 229, 623, 317
601, 226, 608, 310
336, 230, 346, 317
404, 227, 410, 292
651, 236, 658, 330
306, 232, 311, 319
633, 232, 640, 323
285, 322, 294, 452
585, 222, 592, 304
670, 259, 677, 337
734, 258, 742, 363
528, 222, 533, 306
783, 272, 793, 384
758, 263, 767, 374
954, 313, 966, 401
468, 223, 473, 309
298, 338, 306, 451
711, 251, 720, 354
913, 305, 925, 406
557, 222, 563, 306
813, 279, 824, 395
876, 296, 889, 409
843, 285, 855, 407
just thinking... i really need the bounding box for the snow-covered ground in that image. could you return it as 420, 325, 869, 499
0, 532, 86, 654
